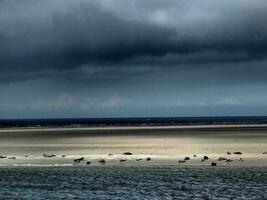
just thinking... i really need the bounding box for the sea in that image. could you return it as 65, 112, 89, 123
0, 165, 266, 199
1, 116, 267, 128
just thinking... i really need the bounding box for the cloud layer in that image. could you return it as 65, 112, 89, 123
1, 0, 267, 82
0, 0, 267, 118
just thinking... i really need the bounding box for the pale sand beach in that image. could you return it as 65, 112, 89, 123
0, 125, 266, 166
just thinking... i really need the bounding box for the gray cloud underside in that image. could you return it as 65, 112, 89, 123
0, 0, 267, 82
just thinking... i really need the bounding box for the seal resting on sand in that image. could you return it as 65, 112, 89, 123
211, 162, 217, 166
86, 161, 91, 165
43, 153, 56, 158
178, 160, 186, 163
146, 157, 151, 161
203, 156, 209, 160
0, 155, 7, 159
136, 158, 142, 161
123, 152, 133, 155
218, 157, 227, 161
184, 157, 190, 161
73, 157, 85, 163
233, 152, 242, 155
201, 156, 209, 162
120, 158, 127, 162
98, 159, 106, 164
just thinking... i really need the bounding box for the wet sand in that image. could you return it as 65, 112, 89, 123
0, 125, 266, 166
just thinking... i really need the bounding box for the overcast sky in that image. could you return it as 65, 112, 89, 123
0, 0, 267, 118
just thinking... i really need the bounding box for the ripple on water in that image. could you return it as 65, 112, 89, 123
0, 166, 266, 199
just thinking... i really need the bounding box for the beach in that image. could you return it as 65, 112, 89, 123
0, 125, 266, 166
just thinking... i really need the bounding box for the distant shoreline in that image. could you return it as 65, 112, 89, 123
1, 123, 267, 132
1, 116, 267, 129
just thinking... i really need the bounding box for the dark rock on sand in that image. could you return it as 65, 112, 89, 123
107, 153, 113, 156
178, 160, 186, 163
62, 154, 66, 158
211, 162, 217, 166
193, 154, 197, 157
225, 159, 233, 162
262, 152, 267, 154
136, 158, 142, 161
146, 157, 151, 161
120, 158, 127, 162
8, 156, 16, 160
86, 161, 91, 165
123, 152, 133, 155
227, 151, 231, 155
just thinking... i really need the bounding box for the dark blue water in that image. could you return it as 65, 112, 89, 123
1, 116, 267, 128
0, 166, 266, 199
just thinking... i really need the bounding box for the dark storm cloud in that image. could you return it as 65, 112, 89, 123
0, 0, 177, 72
0, 0, 267, 82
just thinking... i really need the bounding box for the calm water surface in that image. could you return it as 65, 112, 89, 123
0, 166, 266, 199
